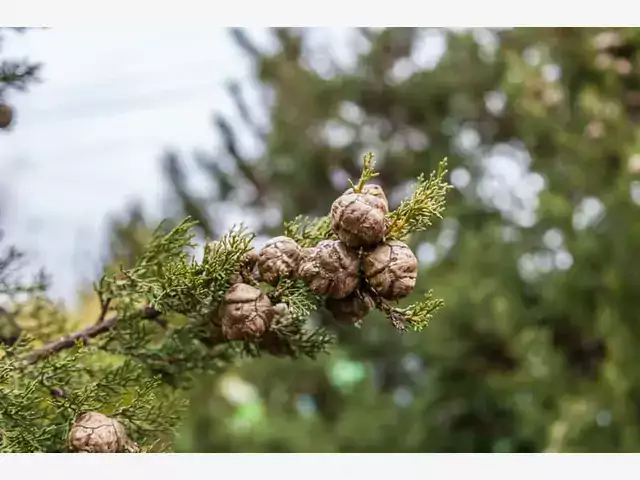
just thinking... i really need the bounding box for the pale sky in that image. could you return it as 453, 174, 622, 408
0, 29, 261, 301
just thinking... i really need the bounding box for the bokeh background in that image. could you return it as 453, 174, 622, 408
2, 27, 640, 452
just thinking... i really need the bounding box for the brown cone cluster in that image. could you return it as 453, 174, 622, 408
324, 183, 418, 324
216, 181, 419, 338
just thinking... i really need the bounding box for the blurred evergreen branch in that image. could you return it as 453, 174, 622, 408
0, 28, 41, 98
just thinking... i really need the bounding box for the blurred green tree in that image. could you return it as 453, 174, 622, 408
133, 27, 640, 452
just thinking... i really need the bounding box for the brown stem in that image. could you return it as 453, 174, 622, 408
363, 282, 408, 332
22, 306, 160, 365
95, 298, 111, 325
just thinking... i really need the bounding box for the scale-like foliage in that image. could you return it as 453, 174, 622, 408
386, 160, 452, 240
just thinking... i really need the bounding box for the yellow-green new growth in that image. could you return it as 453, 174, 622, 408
283, 215, 333, 248
386, 158, 452, 240
392, 290, 444, 331
348, 152, 379, 193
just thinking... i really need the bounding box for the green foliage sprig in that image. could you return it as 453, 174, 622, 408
348, 151, 379, 193
283, 215, 333, 247
386, 158, 452, 240
372, 290, 444, 332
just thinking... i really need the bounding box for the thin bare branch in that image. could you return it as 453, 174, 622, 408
22, 306, 160, 365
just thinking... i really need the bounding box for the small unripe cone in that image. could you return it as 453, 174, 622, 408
68, 412, 131, 453
330, 184, 389, 248
298, 240, 360, 299
326, 288, 375, 324
362, 240, 418, 300
257, 236, 301, 286
220, 283, 273, 340
0, 103, 13, 129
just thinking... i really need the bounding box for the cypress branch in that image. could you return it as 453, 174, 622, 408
22, 306, 160, 365
0, 153, 450, 452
